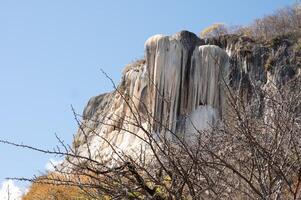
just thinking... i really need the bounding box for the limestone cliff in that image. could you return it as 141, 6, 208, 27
72, 31, 300, 161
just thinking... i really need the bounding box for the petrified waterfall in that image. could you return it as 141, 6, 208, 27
73, 31, 229, 160
146, 32, 229, 133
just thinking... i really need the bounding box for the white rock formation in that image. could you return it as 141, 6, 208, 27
73, 31, 229, 161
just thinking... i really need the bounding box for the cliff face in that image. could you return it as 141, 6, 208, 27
73, 31, 300, 161
206, 33, 300, 90
145, 32, 229, 134
205, 33, 300, 116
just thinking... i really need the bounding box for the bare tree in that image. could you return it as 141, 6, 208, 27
1, 54, 300, 200
1, 14, 300, 197
237, 4, 301, 39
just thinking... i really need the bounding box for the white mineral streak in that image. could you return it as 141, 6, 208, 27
74, 31, 229, 161
225, 44, 234, 57
185, 105, 217, 138
146, 34, 229, 133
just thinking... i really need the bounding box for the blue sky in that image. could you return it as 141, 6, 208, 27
0, 0, 296, 192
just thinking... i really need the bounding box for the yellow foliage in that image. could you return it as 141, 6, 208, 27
200, 23, 227, 38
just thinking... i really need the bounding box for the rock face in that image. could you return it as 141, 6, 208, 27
145, 32, 229, 134
205, 33, 300, 117
206, 34, 300, 95
73, 31, 229, 160
73, 31, 300, 161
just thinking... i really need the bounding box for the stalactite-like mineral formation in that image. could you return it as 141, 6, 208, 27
72, 31, 229, 161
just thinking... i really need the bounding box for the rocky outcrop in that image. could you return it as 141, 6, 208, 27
205, 33, 300, 90
72, 31, 300, 161
73, 31, 229, 161
205, 33, 300, 117
145, 32, 229, 133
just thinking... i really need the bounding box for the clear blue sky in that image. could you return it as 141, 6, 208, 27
0, 0, 296, 190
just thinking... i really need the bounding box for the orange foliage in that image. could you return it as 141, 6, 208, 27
22, 173, 92, 200
22, 183, 86, 200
